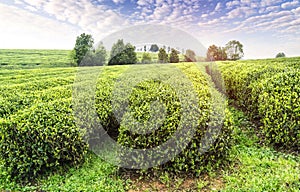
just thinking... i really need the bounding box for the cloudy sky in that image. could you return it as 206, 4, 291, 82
0, 0, 299, 59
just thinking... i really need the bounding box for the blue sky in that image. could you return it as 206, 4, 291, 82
0, 0, 299, 59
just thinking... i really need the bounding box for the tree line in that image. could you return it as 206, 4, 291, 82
71, 33, 248, 66
71, 33, 200, 66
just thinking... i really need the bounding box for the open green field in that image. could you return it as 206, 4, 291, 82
0, 51, 299, 191
0, 49, 74, 68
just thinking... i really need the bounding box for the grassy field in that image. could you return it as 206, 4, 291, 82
0, 51, 299, 191
0, 49, 74, 68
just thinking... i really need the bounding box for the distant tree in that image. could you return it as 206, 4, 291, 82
169, 48, 179, 63
144, 45, 147, 52
207, 45, 228, 61
123, 43, 137, 64
217, 47, 227, 61
158, 48, 168, 63
141, 52, 152, 64
72, 33, 94, 65
207, 45, 219, 61
225, 40, 244, 60
149, 44, 159, 52
276, 52, 286, 58
93, 42, 107, 65
110, 39, 125, 58
80, 42, 106, 66
167, 46, 171, 53
184, 49, 196, 62
108, 39, 137, 65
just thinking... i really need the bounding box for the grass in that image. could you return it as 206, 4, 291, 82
0, 153, 129, 191
222, 107, 300, 191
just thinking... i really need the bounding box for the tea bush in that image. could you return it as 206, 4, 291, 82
95, 64, 234, 174
256, 70, 300, 150
218, 57, 300, 150
0, 99, 87, 182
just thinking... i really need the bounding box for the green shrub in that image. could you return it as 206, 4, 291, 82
0, 98, 87, 182
256, 70, 300, 150
218, 58, 300, 150
95, 64, 234, 174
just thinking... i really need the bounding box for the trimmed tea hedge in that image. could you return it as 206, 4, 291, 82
95, 64, 234, 174
218, 57, 300, 150
0, 99, 87, 182
256, 70, 300, 149
0, 63, 234, 182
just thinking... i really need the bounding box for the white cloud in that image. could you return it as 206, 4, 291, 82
260, 0, 282, 7
149, 4, 172, 20
132, 0, 198, 30
223, 10, 296, 34
112, 0, 125, 4
137, 0, 153, 7
14, 0, 24, 5
292, 6, 300, 14
281, 0, 299, 9
23, 0, 45, 9
21, 0, 129, 39
240, 0, 252, 5
265, 6, 280, 12
215, 2, 222, 11
227, 6, 256, 19
201, 14, 208, 18
226, 0, 240, 9
25, 5, 38, 12
0, 3, 78, 49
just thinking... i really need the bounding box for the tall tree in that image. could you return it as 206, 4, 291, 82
73, 33, 94, 65
206, 45, 219, 61
225, 40, 244, 60
158, 48, 168, 63
149, 44, 159, 52
276, 52, 286, 58
169, 48, 179, 63
93, 42, 107, 65
217, 47, 227, 61
108, 39, 137, 65
80, 42, 107, 66
184, 49, 196, 62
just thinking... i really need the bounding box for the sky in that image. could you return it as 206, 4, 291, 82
0, 0, 299, 59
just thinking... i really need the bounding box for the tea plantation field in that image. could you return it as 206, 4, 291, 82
0, 51, 299, 191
